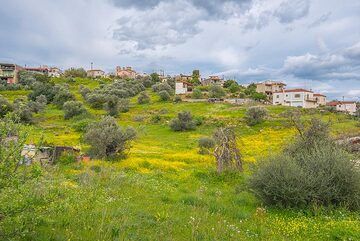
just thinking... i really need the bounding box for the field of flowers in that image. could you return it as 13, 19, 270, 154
0, 78, 359, 240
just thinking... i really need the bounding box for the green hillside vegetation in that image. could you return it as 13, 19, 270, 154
0, 76, 359, 240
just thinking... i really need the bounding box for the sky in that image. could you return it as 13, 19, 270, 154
0, 0, 359, 100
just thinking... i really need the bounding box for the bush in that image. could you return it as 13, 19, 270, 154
0, 116, 30, 189
250, 119, 360, 210
13, 101, 33, 124
63, 68, 87, 78
53, 85, 75, 108
118, 99, 130, 113
72, 118, 94, 132
158, 90, 171, 101
0, 95, 13, 118
84, 116, 136, 159
169, 111, 196, 131
104, 96, 120, 117
86, 93, 107, 109
209, 85, 226, 98
152, 82, 173, 95
137, 91, 150, 104
27, 101, 43, 113
198, 137, 215, 154
245, 106, 268, 126
63, 101, 87, 119
174, 96, 182, 103
79, 85, 91, 99
191, 88, 203, 99
28, 82, 56, 102
228, 83, 240, 93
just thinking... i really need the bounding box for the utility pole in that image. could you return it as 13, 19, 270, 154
91, 62, 93, 70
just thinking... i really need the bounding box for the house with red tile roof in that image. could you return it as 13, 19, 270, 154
273, 88, 325, 108
175, 80, 193, 95
327, 101, 357, 115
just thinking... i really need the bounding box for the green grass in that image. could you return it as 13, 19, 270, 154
0, 79, 359, 240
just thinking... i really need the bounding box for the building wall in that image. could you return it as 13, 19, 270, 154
315, 96, 326, 106
175, 82, 187, 94
336, 103, 357, 114
273, 91, 317, 108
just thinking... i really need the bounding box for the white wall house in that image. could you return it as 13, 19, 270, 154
175, 81, 193, 95
273, 89, 319, 108
87, 69, 105, 78
327, 101, 357, 115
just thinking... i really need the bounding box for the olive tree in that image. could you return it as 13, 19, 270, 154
169, 111, 196, 131
84, 116, 136, 159
63, 101, 87, 119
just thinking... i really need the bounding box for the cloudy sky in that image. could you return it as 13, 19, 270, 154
0, 0, 359, 100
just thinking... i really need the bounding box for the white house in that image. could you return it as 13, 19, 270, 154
48, 67, 62, 77
87, 69, 105, 78
327, 101, 357, 115
273, 88, 319, 108
175, 81, 193, 95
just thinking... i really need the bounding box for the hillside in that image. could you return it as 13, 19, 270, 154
0, 77, 359, 240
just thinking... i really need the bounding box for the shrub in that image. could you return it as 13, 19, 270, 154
13, 102, 33, 124
63, 68, 87, 78
169, 111, 196, 131
158, 90, 171, 101
53, 85, 75, 108
191, 88, 203, 99
251, 92, 267, 101
250, 119, 360, 210
150, 73, 160, 82
104, 96, 120, 117
228, 83, 240, 93
84, 116, 136, 159
198, 137, 215, 154
79, 85, 91, 99
35, 95, 47, 106
27, 101, 43, 113
118, 99, 130, 113
174, 96, 182, 103
0, 95, 13, 118
72, 118, 94, 132
28, 82, 56, 102
86, 93, 107, 109
63, 101, 87, 119
209, 85, 226, 98
137, 91, 150, 104
152, 82, 173, 95
245, 106, 268, 126
0, 116, 29, 189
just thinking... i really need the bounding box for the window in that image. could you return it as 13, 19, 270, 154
276, 95, 280, 98
286, 94, 288, 97
294, 94, 300, 98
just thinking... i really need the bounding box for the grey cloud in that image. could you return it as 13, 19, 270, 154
282, 42, 360, 81
308, 11, 332, 28
112, 0, 252, 50
110, 0, 251, 15
113, 1, 206, 50
275, 0, 310, 23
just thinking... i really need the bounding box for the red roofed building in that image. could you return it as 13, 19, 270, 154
327, 101, 357, 115
175, 80, 193, 95
273, 88, 326, 108
313, 93, 327, 106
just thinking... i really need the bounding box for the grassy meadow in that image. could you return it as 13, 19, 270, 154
0, 78, 360, 240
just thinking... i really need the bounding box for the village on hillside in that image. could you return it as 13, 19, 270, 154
1, 62, 358, 115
